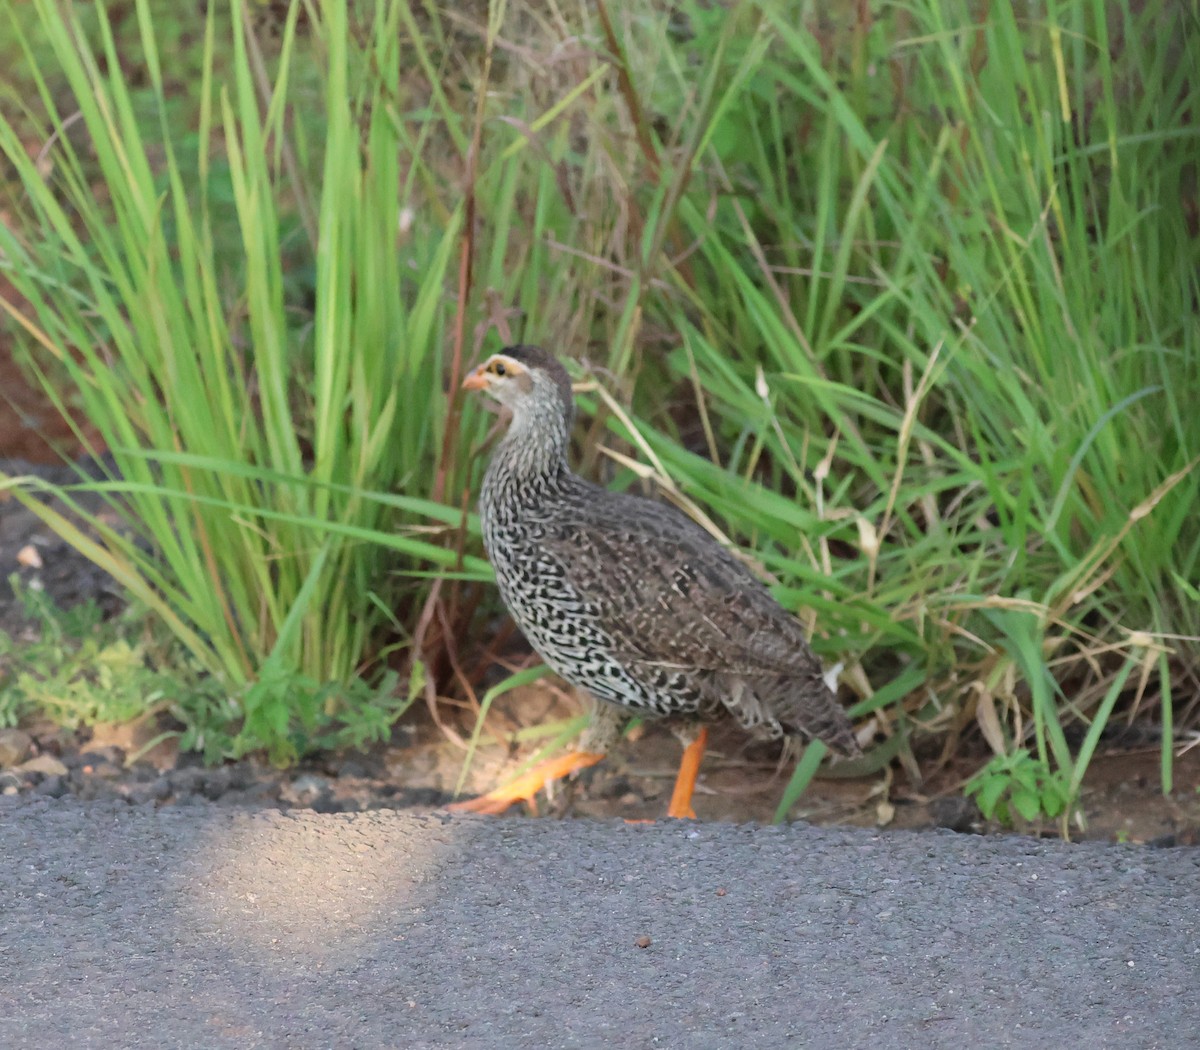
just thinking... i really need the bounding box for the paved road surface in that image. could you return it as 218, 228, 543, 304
2, 797, 1197, 1048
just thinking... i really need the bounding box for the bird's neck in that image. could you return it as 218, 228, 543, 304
483, 401, 573, 500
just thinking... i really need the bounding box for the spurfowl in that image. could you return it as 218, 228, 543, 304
451, 345, 859, 818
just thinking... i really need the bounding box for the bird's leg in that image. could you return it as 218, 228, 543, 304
666, 724, 709, 820
447, 699, 622, 816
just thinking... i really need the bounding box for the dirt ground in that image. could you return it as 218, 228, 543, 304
2, 353, 1198, 845
2, 670, 1199, 845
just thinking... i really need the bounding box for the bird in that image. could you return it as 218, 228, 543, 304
450, 345, 860, 819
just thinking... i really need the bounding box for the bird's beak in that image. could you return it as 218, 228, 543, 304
461, 366, 488, 391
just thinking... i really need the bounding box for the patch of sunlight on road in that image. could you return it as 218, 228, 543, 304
174, 811, 460, 964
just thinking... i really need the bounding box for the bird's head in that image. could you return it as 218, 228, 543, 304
461, 345, 575, 427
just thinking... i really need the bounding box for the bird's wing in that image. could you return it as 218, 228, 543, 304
538, 492, 824, 678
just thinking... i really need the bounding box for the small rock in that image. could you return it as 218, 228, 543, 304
930, 796, 982, 834
201, 767, 232, 802
167, 767, 208, 798
280, 773, 330, 805
16, 544, 43, 568
225, 764, 259, 791
0, 729, 33, 769
16, 754, 69, 778
221, 783, 282, 807
310, 793, 342, 814
291, 773, 329, 795
173, 792, 206, 806
33, 775, 68, 799
127, 781, 166, 805
337, 758, 370, 779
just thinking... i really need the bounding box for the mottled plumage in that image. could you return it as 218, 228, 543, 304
470, 344, 859, 759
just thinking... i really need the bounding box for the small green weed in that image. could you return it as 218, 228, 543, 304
964, 750, 1073, 828
0, 576, 416, 764
0, 575, 194, 729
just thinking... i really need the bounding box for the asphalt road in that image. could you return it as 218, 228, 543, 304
2, 797, 1197, 1049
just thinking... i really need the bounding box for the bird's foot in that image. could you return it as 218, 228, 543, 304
447, 751, 607, 816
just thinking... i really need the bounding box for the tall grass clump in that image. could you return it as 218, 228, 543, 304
0, 0, 490, 759
582, 1, 1198, 820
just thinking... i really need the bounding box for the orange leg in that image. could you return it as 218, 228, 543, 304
447, 750, 606, 816
666, 726, 708, 820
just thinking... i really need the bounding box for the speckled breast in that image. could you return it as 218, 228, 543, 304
481, 505, 663, 715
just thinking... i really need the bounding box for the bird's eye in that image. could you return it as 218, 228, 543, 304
493, 361, 507, 376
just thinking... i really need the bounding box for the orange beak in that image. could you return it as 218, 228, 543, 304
461, 366, 488, 391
